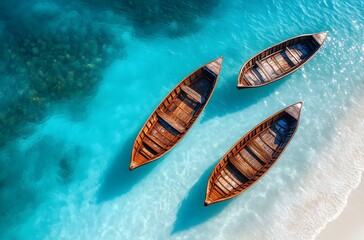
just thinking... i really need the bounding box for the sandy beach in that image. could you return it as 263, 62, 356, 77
316, 95, 364, 240
317, 175, 364, 240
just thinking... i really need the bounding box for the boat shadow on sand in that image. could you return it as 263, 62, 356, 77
171, 162, 231, 235
96, 131, 162, 203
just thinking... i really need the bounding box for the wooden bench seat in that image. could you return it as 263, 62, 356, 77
273, 54, 291, 71
181, 85, 205, 104
218, 176, 234, 191
238, 149, 263, 171
221, 170, 240, 188
256, 61, 272, 80
251, 68, 266, 83
178, 101, 195, 116
260, 129, 276, 146
269, 56, 285, 72
149, 129, 172, 147
229, 156, 255, 179
145, 132, 169, 150
214, 181, 230, 195
153, 122, 177, 141
258, 133, 276, 151
254, 137, 275, 154
140, 145, 155, 158
242, 75, 254, 86
265, 58, 281, 75
244, 71, 260, 85
143, 136, 163, 153
285, 47, 300, 63
223, 169, 242, 186
156, 110, 186, 133
247, 141, 271, 164
260, 60, 278, 77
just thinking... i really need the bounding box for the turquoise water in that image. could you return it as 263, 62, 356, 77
1, 0, 364, 239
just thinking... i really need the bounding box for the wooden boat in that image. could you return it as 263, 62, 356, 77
129, 57, 223, 170
237, 31, 328, 88
204, 102, 303, 206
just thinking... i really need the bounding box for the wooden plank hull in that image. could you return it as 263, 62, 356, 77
237, 32, 328, 88
204, 102, 303, 206
130, 57, 223, 170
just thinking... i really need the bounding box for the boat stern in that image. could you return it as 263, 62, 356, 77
129, 152, 138, 170
204, 188, 229, 206
204, 181, 226, 206
129, 149, 145, 171
129, 161, 137, 171
204, 181, 215, 206
204, 197, 213, 206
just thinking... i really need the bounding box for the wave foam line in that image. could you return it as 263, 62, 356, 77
310, 98, 364, 239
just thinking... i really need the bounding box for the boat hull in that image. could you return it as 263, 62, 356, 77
130, 57, 223, 170
205, 102, 303, 206
237, 32, 328, 88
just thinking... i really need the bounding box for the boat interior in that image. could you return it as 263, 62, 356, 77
135, 67, 217, 162
211, 112, 298, 197
242, 37, 320, 86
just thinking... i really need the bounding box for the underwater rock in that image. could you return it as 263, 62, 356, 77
58, 156, 74, 184
86, 63, 95, 69
32, 47, 38, 54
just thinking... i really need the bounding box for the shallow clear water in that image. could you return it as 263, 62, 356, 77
0, 0, 363, 239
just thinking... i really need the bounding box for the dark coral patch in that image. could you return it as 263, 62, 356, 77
0, 2, 125, 147
79, 0, 220, 37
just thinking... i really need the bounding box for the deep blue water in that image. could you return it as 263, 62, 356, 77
0, 0, 364, 239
